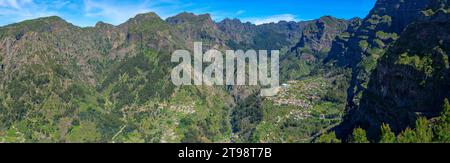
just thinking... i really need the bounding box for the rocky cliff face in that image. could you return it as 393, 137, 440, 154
355, 16, 450, 138
331, 0, 450, 139
326, 0, 443, 110
277, 16, 351, 80
327, 0, 430, 67
217, 18, 309, 51
292, 16, 350, 61
217, 18, 257, 45
166, 12, 230, 50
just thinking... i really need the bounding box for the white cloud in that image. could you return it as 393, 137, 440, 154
242, 14, 299, 25
82, 0, 194, 25
83, 0, 155, 25
235, 10, 245, 16
0, 0, 58, 25
50, 0, 71, 9
0, 0, 32, 9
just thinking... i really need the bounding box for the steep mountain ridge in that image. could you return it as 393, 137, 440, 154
292, 16, 350, 61
329, 0, 450, 140
1, 1, 448, 143
0, 12, 352, 142
326, 0, 444, 109
356, 19, 450, 138
0, 12, 232, 142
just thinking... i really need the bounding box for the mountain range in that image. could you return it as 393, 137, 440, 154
0, 0, 449, 143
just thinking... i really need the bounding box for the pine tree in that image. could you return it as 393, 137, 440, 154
350, 128, 370, 143
435, 98, 450, 142
316, 132, 341, 143
380, 124, 396, 143
414, 117, 433, 143
442, 98, 450, 123
435, 121, 450, 143
397, 128, 416, 143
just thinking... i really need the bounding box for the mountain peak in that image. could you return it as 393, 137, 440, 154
1, 15, 76, 34
218, 18, 244, 26
119, 12, 165, 28
95, 21, 115, 29
348, 17, 362, 22
120, 12, 162, 24
317, 15, 345, 23
319, 15, 335, 20
134, 12, 161, 20
10, 16, 68, 26
166, 12, 213, 25
175, 12, 212, 19
221, 18, 241, 23
38, 16, 65, 22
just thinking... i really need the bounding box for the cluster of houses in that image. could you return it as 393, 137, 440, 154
158, 102, 196, 115
288, 109, 312, 121
267, 79, 330, 120
269, 81, 314, 109
170, 103, 196, 115
273, 98, 312, 109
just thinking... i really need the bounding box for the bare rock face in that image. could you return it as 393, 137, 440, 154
292, 16, 350, 60
327, 0, 431, 66
325, 0, 444, 110
217, 18, 256, 44
370, 0, 429, 33
356, 19, 450, 138
332, 0, 450, 140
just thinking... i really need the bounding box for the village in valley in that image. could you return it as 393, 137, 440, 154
266, 78, 330, 120
253, 76, 346, 143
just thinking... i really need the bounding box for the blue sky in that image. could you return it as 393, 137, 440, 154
0, 0, 376, 27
